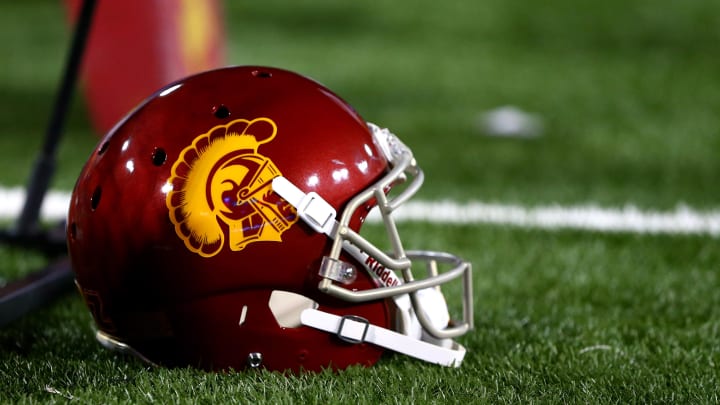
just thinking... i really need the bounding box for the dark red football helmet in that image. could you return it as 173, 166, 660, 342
67, 66, 473, 372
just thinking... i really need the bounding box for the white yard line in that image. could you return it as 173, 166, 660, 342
0, 186, 71, 223
367, 201, 720, 236
1, 186, 719, 236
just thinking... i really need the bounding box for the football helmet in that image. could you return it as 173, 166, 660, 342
67, 66, 473, 372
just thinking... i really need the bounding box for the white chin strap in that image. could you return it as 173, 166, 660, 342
300, 308, 466, 367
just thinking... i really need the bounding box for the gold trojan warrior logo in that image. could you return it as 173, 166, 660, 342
166, 117, 298, 257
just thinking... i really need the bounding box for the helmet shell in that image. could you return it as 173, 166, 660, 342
68, 66, 391, 371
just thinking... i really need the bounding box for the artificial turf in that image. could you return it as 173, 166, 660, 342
1, 0, 718, 402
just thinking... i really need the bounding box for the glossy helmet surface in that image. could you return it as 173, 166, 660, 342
68, 66, 473, 372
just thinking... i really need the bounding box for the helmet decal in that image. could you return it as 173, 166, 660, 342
166, 117, 298, 257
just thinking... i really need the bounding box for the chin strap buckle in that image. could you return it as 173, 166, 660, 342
336, 315, 370, 344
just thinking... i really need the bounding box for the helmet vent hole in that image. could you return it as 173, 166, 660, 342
69, 222, 77, 240
90, 186, 102, 211
252, 70, 272, 78
213, 105, 231, 119
152, 148, 167, 166
98, 141, 110, 155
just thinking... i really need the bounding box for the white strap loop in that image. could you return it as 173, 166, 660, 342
300, 308, 466, 367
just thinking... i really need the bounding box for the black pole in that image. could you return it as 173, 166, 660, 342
0, 0, 99, 327
12, 0, 98, 236
0, 259, 74, 327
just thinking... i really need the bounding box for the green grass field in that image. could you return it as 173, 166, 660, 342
1, 0, 719, 403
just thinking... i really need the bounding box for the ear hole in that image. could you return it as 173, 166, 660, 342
268, 291, 318, 328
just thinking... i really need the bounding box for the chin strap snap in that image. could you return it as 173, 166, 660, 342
300, 308, 466, 367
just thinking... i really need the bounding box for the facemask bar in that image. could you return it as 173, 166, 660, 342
95, 330, 159, 367
317, 123, 473, 340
